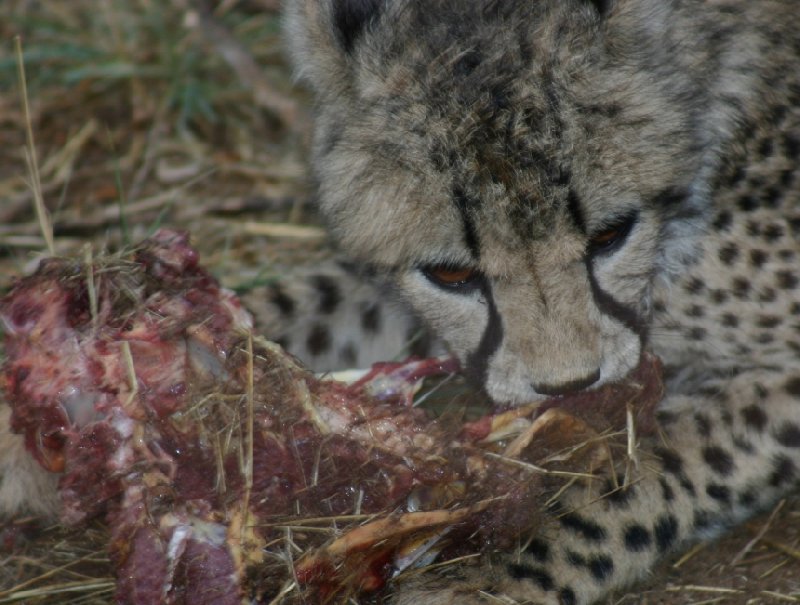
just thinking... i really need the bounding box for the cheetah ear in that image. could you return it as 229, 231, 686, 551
586, 0, 614, 15
283, 0, 385, 92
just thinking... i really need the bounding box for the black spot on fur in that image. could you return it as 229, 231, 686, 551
779, 249, 796, 262
652, 186, 689, 211
763, 223, 785, 242
790, 217, 800, 237
694, 413, 712, 437
758, 288, 777, 303
746, 220, 761, 237
758, 137, 775, 159
756, 332, 775, 345
776, 270, 799, 290
453, 49, 483, 77
559, 512, 607, 542
268, 284, 295, 317
721, 313, 739, 328
566, 550, 586, 566
603, 479, 635, 508
559, 587, 577, 605
693, 509, 714, 531
709, 289, 729, 304
696, 384, 728, 402
312, 275, 341, 314
684, 277, 705, 295
726, 165, 746, 187
731, 277, 751, 299
749, 249, 769, 267
775, 422, 800, 447
587, 0, 613, 15
706, 483, 731, 503
688, 327, 706, 341
768, 455, 796, 487
657, 410, 679, 425
703, 446, 734, 476
581, 102, 623, 117
588, 555, 614, 582
782, 132, 800, 159
339, 342, 357, 366
784, 377, 800, 396
738, 489, 757, 508
656, 447, 684, 475
737, 195, 759, 212
524, 538, 549, 562
624, 524, 652, 552
360, 303, 381, 333
741, 404, 768, 431
654, 514, 679, 552
686, 305, 705, 318
306, 323, 331, 356
507, 563, 554, 590
332, 0, 384, 53
659, 477, 675, 501
712, 211, 733, 231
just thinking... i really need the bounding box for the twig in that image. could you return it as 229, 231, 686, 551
760, 591, 800, 603
240, 331, 255, 546
84, 245, 99, 332
665, 585, 741, 594
484, 451, 598, 479
119, 341, 139, 414
0, 549, 110, 599
15, 36, 54, 255
763, 538, 800, 561
623, 401, 638, 485
242, 221, 326, 240
731, 498, 785, 565
672, 541, 707, 569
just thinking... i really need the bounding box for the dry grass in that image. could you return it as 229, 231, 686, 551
1, 2, 800, 604
0, 0, 316, 283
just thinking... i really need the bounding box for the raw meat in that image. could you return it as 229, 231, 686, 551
1, 230, 663, 603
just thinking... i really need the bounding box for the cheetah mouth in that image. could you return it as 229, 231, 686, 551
533, 352, 665, 437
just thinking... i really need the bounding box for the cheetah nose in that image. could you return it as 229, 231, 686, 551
531, 368, 601, 397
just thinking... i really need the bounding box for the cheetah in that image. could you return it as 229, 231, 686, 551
262, 0, 800, 602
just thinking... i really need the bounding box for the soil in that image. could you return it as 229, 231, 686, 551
620, 496, 800, 604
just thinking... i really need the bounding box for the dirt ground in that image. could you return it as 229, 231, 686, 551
1, 2, 799, 603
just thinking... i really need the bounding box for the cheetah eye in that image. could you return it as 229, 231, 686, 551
421, 264, 480, 290
588, 212, 638, 256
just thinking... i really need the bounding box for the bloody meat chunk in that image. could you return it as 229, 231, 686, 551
1, 230, 663, 603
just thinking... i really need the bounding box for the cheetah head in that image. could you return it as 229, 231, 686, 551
285, 0, 718, 404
